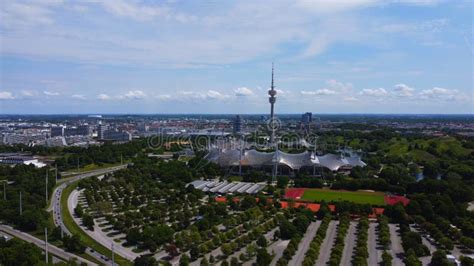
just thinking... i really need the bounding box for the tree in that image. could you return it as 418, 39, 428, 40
257, 235, 267, 247
439, 237, 454, 250
0, 238, 42, 265
230, 257, 239, 266
74, 205, 84, 217
276, 176, 289, 188
293, 215, 310, 235
63, 234, 85, 253
222, 243, 233, 257
279, 219, 298, 240
431, 250, 451, 266
134, 255, 158, 266
190, 246, 200, 261
51, 226, 63, 241
200, 256, 209, 266
126, 227, 142, 245
165, 244, 179, 258
381, 251, 392, 266
404, 249, 422, 266
82, 214, 94, 231
240, 196, 257, 209
180, 254, 190, 266
256, 248, 272, 266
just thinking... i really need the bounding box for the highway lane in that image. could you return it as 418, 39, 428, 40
49, 165, 128, 265
0, 224, 97, 266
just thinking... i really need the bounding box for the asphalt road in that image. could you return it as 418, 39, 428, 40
49, 165, 128, 265
389, 223, 405, 266
340, 221, 357, 266
315, 220, 338, 266
0, 224, 96, 266
288, 220, 321, 266
368, 222, 382, 266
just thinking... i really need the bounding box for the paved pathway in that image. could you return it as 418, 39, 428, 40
340, 221, 357, 266
288, 220, 321, 266
368, 222, 382, 266
68, 189, 147, 261
389, 223, 405, 266
315, 220, 338, 266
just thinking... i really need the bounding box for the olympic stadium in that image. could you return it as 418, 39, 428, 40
207, 148, 365, 174
205, 65, 366, 175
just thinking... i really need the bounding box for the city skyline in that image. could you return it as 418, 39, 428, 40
1, 0, 473, 114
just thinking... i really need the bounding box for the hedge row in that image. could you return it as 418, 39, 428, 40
301, 216, 332, 266
352, 217, 369, 266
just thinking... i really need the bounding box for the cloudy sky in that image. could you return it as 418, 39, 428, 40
0, 0, 472, 114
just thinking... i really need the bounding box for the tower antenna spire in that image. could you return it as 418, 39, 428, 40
268, 62, 277, 144
271, 62, 274, 91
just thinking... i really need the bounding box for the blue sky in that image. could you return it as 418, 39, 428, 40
0, 0, 472, 114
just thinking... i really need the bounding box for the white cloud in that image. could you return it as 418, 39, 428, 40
71, 94, 86, 100
325, 79, 354, 93
206, 90, 228, 100
394, 83, 414, 97
301, 89, 337, 96
43, 91, 60, 96
97, 0, 169, 21
1, 2, 57, 28
0, 91, 15, 100
175, 90, 229, 102
123, 90, 146, 99
20, 90, 38, 97
418, 87, 469, 102
344, 96, 359, 102
155, 94, 172, 100
234, 87, 254, 97
97, 94, 111, 100
296, 0, 378, 14
359, 88, 388, 97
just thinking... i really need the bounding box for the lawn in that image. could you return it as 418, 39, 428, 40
301, 188, 386, 205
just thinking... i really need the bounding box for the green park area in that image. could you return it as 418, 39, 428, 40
301, 188, 385, 205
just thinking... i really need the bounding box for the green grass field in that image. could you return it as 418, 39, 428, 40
301, 189, 386, 205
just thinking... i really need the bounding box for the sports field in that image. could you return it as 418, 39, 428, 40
301, 188, 386, 205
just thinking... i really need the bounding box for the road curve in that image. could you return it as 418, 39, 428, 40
50, 165, 128, 265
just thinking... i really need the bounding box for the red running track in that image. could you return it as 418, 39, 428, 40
285, 188, 306, 199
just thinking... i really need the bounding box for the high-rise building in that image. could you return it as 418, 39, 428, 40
50, 126, 64, 137
64, 125, 90, 136
102, 130, 131, 142
97, 123, 107, 139
301, 112, 312, 130
233, 115, 242, 134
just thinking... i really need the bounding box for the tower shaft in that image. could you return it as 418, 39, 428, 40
268, 63, 277, 144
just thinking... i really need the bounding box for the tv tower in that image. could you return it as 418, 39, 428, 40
268, 63, 277, 144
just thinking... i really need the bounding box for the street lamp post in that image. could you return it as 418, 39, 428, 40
19, 191, 22, 215
45, 227, 48, 264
